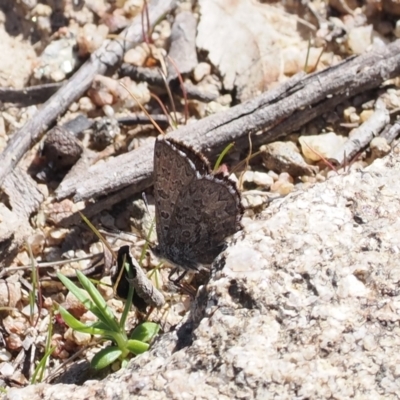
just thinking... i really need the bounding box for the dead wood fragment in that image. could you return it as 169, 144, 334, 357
0, 82, 62, 106
115, 245, 165, 309
57, 176, 154, 227
0, 203, 33, 269
0, 0, 177, 188
3, 168, 44, 219
53, 150, 97, 206
330, 101, 390, 166
0, 169, 44, 268
63, 115, 94, 135
55, 39, 400, 209
117, 114, 170, 128
119, 64, 219, 102
380, 120, 400, 144
45, 253, 105, 280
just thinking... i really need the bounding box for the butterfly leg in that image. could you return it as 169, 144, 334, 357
168, 267, 187, 284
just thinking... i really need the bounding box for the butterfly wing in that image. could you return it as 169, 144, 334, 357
164, 173, 243, 268
153, 137, 210, 248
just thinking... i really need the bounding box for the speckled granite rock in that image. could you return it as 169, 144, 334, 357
8, 147, 400, 400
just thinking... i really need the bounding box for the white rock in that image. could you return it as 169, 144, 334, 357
72, 330, 92, 346
253, 171, 273, 187
124, 44, 150, 66
0, 362, 14, 377
347, 25, 373, 55
241, 170, 254, 183
0, 349, 12, 362
193, 62, 211, 82
299, 132, 347, 161
21, 304, 38, 317
370, 137, 391, 160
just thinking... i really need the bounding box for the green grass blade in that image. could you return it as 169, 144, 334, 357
214, 142, 234, 171
30, 345, 56, 384
75, 270, 121, 332
58, 306, 114, 336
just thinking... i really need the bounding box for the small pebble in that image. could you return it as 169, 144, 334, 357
349, 112, 360, 124
124, 44, 150, 66
270, 180, 294, 195
32, 3, 51, 16
262, 141, 316, 176
299, 132, 347, 162
206, 101, 229, 115
193, 62, 211, 82
72, 331, 92, 346
343, 106, 356, 122
51, 69, 67, 82
34, 36, 78, 82
77, 23, 109, 56
242, 171, 254, 183
79, 96, 96, 113
28, 232, 46, 255
103, 104, 115, 118
69, 102, 79, 112
90, 242, 104, 254
0, 362, 15, 377
5, 333, 23, 351
0, 349, 12, 362
21, 304, 38, 317
268, 170, 279, 181
253, 171, 274, 188
347, 25, 373, 55
388, 91, 400, 108
48, 228, 69, 242
241, 193, 266, 210
395, 20, 400, 38
369, 137, 391, 160
278, 172, 294, 184
301, 175, 317, 184
359, 109, 374, 123
98, 276, 114, 300
89, 87, 114, 107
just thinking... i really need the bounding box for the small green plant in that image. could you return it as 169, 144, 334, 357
57, 270, 159, 370
31, 309, 56, 383
31, 344, 57, 383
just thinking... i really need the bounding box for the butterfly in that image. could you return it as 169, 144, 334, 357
152, 137, 243, 281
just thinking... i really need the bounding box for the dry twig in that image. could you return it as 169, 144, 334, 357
330, 101, 390, 166
56, 40, 400, 213
0, 0, 177, 187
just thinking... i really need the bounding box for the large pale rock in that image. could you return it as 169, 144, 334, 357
8, 147, 400, 399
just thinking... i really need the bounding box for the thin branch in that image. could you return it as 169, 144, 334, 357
0, 0, 177, 187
